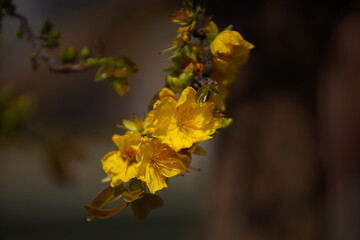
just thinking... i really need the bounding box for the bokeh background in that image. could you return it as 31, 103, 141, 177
1, 0, 359, 239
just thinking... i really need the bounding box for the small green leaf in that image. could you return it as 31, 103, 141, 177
100, 174, 113, 183
192, 145, 207, 156
197, 86, 209, 103
166, 67, 193, 93
16, 28, 23, 38
50, 30, 61, 39
61, 47, 77, 64
113, 56, 139, 78
122, 119, 137, 131
40, 18, 52, 35
30, 52, 38, 70
47, 38, 59, 49
80, 46, 91, 59
209, 86, 223, 97
216, 117, 233, 133
109, 77, 129, 96
183, 45, 197, 61
95, 60, 114, 81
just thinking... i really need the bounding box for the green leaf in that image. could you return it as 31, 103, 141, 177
80, 46, 91, 59
216, 117, 233, 133
100, 174, 113, 183
122, 119, 137, 131
113, 56, 139, 78
30, 53, 38, 70
192, 145, 207, 156
183, 44, 197, 61
209, 86, 223, 97
50, 30, 61, 39
16, 28, 23, 38
109, 77, 129, 96
46, 38, 59, 49
39, 18, 52, 35
94, 59, 114, 81
166, 75, 182, 93
197, 86, 209, 103
61, 47, 77, 64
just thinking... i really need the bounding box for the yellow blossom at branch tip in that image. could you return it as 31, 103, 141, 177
152, 87, 221, 151
136, 137, 190, 194
102, 131, 141, 187
211, 30, 254, 72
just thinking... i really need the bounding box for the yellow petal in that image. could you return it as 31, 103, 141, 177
136, 138, 190, 193
158, 87, 177, 100
211, 30, 254, 72
101, 151, 138, 186
153, 87, 221, 151
176, 86, 196, 107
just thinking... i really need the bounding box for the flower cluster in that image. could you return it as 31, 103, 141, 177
85, 2, 253, 221
102, 86, 219, 194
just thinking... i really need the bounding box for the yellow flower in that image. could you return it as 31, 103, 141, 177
101, 131, 141, 187
145, 88, 178, 135
211, 30, 254, 77
136, 137, 190, 194
209, 30, 254, 111
158, 87, 177, 100
152, 87, 221, 151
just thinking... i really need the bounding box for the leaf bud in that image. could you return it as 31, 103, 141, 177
29, 52, 38, 70
80, 46, 91, 59
16, 28, 23, 38
39, 18, 52, 35
50, 30, 61, 39
61, 47, 77, 64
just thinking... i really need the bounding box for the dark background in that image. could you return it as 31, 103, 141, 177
1, 0, 359, 239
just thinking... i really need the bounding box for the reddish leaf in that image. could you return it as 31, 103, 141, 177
84, 202, 128, 221
90, 185, 124, 208
130, 194, 164, 221
85, 185, 125, 221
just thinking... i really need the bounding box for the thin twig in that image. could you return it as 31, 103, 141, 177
4, 2, 94, 73
196, 9, 213, 77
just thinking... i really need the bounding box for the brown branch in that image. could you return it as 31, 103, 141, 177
192, 7, 214, 88
4, 3, 95, 73
195, 9, 213, 77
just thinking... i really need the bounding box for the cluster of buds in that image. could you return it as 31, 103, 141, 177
85, 1, 253, 221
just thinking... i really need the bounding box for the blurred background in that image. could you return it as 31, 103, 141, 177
1, 0, 359, 239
